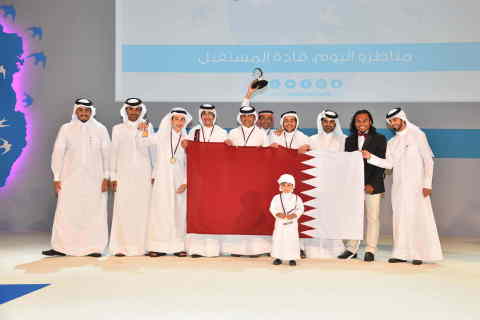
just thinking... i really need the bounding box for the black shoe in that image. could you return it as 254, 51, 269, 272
300, 250, 306, 259
231, 254, 242, 257
86, 253, 102, 258
337, 250, 357, 260
148, 251, 166, 257
174, 251, 187, 257
289, 260, 296, 266
273, 258, 282, 265
388, 258, 407, 263
114, 253, 126, 257
412, 260, 423, 265
249, 254, 262, 258
42, 249, 66, 257
191, 254, 203, 258
364, 252, 375, 262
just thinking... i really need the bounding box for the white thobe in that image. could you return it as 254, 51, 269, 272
222, 125, 271, 255
309, 132, 346, 153
187, 124, 227, 143
270, 193, 304, 260
142, 129, 188, 254
368, 127, 443, 261
270, 130, 310, 149
304, 132, 347, 258
185, 124, 227, 257
109, 122, 155, 256
50, 120, 110, 256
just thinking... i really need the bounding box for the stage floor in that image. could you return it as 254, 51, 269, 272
0, 232, 479, 320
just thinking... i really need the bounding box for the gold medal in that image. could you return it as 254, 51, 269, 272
170, 157, 176, 164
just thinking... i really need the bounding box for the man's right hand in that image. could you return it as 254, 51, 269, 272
245, 84, 257, 99
181, 140, 189, 149
275, 212, 286, 219
270, 143, 280, 148
53, 181, 61, 194
224, 139, 233, 146
110, 181, 117, 192
138, 122, 148, 131
274, 128, 284, 136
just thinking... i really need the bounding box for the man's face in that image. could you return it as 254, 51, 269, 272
75, 107, 92, 122
201, 111, 215, 127
257, 113, 274, 129
388, 118, 406, 132
171, 114, 186, 132
283, 116, 297, 133
321, 118, 336, 133
240, 114, 256, 128
280, 182, 294, 193
126, 106, 142, 122
354, 113, 372, 133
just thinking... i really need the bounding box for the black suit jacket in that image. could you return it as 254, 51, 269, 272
345, 131, 387, 195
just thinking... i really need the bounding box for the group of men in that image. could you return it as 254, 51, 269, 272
42, 84, 443, 265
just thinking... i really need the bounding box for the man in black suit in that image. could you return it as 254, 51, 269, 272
338, 110, 387, 262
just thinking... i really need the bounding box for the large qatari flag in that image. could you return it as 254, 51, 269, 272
186, 142, 364, 239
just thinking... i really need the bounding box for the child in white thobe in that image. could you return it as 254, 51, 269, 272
269, 174, 304, 266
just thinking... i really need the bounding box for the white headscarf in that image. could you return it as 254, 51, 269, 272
158, 107, 192, 136
277, 173, 296, 187
317, 109, 345, 137
120, 98, 147, 124
71, 98, 96, 123
386, 107, 434, 156
280, 111, 299, 131
236, 105, 258, 126
198, 104, 217, 127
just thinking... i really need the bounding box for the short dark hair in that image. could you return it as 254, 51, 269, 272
349, 109, 377, 136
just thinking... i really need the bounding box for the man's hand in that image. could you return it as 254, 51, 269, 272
224, 139, 233, 146
176, 184, 187, 194
274, 128, 284, 136
286, 214, 297, 220
364, 184, 374, 194
270, 143, 280, 148
275, 212, 286, 219
101, 179, 109, 193
181, 140, 189, 149
151, 178, 155, 185
422, 188, 432, 198
362, 150, 371, 159
245, 85, 257, 99
138, 122, 148, 131
298, 145, 310, 154
53, 181, 61, 194
110, 181, 117, 192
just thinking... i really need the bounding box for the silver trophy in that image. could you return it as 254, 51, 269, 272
250, 67, 268, 90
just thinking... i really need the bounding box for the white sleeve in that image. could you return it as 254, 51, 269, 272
261, 130, 270, 147
109, 126, 120, 181
295, 196, 304, 218
269, 195, 281, 218
418, 133, 434, 189
51, 125, 67, 181
147, 124, 156, 175
242, 98, 251, 106
100, 126, 111, 180
367, 145, 394, 170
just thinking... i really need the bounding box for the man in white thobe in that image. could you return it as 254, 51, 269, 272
109, 98, 154, 257
302, 109, 347, 259
270, 110, 310, 152
139, 107, 192, 257
224, 103, 270, 257
362, 107, 443, 265
183, 104, 227, 258
43, 98, 110, 257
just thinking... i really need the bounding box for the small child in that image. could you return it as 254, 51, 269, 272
269, 174, 304, 266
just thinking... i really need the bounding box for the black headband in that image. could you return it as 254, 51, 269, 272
171, 109, 187, 115
125, 98, 143, 106
323, 109, 338, 119
281, 111, 297, 118
75, 98, 93, 106
386, 107, 402, 118
200, 103, 215, 110
240, 106, 256, 114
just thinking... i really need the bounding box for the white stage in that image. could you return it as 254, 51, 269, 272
1, 232, 479, 320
